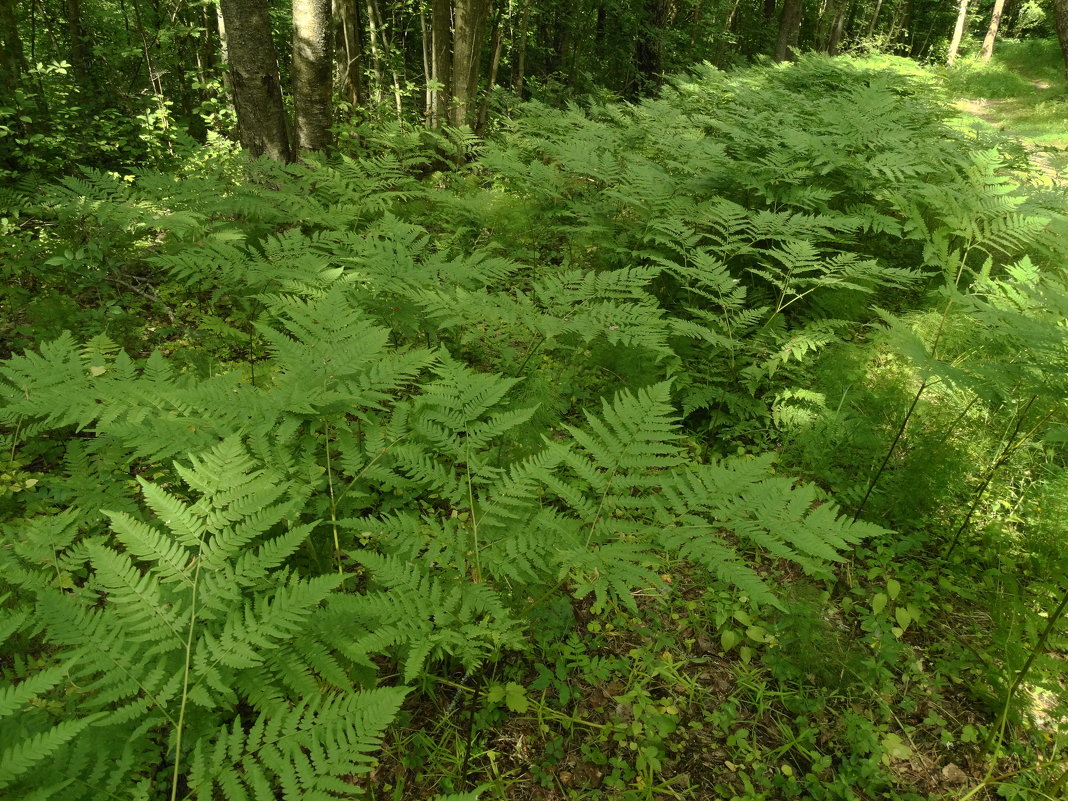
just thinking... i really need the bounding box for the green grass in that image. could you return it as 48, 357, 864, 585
940, 39, 1068, 179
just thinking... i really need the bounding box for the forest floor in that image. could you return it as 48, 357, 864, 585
948, 41, 1068, 180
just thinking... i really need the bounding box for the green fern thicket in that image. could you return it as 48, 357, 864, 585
1, 56, 1067, 799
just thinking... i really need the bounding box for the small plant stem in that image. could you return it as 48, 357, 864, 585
945, 401, 1051, 558
429, 675, 612, 731
459, 674, 480, 788
853, 266, 964, 520
323, 421, 345, 588
981, 582, 1068, 757
466, 441, 482, 584
170, 555, 204, 801
853, 376, 929, 521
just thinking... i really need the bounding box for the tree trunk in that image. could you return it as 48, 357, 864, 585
334, 0, 363, 106
945, 0, 969, 65
364, 0, 385, 104
512, 0, 532, 97
430, 0, 451, 126
365, 0, 404, 116
826, 0, 848, 53
864, 0, 883, 36
0, 0, 25, 106
635, 0, 667, 92
218, 0, 293, 161
1053, 0, 1068, 79
450, 0, 491, 126
65, 0, 93, 94
774, 0, 803, 60
979, 0, 1006, 61
477, 9, 504, 131
293, 0, 333, 153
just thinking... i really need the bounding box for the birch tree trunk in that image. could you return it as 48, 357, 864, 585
218, 0, 293, 161
945, 0, 969, 66
979, 0, 1006, 62
293, 0, 333, 153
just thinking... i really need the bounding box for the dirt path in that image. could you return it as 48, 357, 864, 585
953, 82, 1067, 184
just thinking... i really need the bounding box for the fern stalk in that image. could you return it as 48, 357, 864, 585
170, 554, 204, 801
465, 440, 483, 584
944, 399, 1052, 558
981, 581, 1068, 758
853, 254, 969, 520
323, 421, 346, 587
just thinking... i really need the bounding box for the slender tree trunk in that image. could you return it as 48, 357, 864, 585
1052, 0, 1068, 79
826, 0, 848, 53
420, 5, 432, 124
865, 0, 883, 36
946, 0, 969, 65
65, 0, 93, 94
0, 0, 25, 168
0, 0, 25, 106
334, 0, 363, 106
477, 8, 504, 131
293, 0, 333, 153
218, 0, 293, 161
430, 0, 451, 125
635, 0, 667, 92
774, 0, 803, 60
364, 0, 386, 104
512, 0, 531, 97
365, 0, 403, 116
979, 0, 1006, 61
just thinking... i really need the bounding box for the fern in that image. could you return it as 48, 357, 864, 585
0, 439, 404, 799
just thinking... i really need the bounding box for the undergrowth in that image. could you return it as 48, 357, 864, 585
1, 54, 1067, 800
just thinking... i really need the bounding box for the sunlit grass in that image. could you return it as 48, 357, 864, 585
939, 38, 1068, 178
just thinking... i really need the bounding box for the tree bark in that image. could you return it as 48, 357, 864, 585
218, 0, 293, 161
945, 0, 969, 66
334, 0, 363, 106
430, 0, 451, 125
864, 0, 883, 36
477, 8, 504, 131
512, 0, 532, 97
293, 0, 333, 153
774, 0, 803, 60
826, 4, 847, 53
65, 0, 93, 95
635, 0, 667, 91
450, 0, 491, 126
1053, 0, 1068, 79
0, 0, 25, 106
979, 0, 1006, 62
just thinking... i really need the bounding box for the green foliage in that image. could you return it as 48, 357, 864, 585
0, 438, 406, 799
4, 54, 1068, 800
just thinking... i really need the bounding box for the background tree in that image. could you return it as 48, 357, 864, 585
1052, 0, 1068, 77
293, 0, 334, 152
980, 0, 1008, 60
219, 0, 293, 161
946, 0, 970, 65
775, 0, 805, 60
